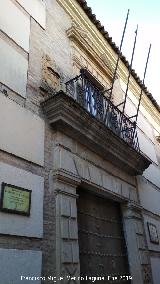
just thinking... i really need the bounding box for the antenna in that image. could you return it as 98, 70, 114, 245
108, 9, 130, 99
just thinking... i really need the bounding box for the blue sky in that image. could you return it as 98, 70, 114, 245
87, 0, 160, 104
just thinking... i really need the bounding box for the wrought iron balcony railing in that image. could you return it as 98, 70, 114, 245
66, 69, 140, 152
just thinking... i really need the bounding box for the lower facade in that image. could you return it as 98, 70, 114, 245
0, 131, 154, 284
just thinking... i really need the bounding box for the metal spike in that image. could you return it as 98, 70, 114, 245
135, 43, 152, 122
108, 9, 130, 99
121, 24, 138, 114
131, 43, 152, 143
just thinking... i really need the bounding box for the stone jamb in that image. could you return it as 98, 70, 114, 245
53, 169, 81, 284
122, 202, 153, 284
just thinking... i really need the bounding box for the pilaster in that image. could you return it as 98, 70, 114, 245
53, 169, 81, 284
122, 202, 152, 284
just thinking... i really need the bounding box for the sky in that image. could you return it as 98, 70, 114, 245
87, 0, 160, 104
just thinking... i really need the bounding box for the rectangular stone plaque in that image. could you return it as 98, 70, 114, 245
147, 222, 159, 244
0, 183, 31, 216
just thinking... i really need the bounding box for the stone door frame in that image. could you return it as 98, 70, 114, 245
52, 165, 151, 284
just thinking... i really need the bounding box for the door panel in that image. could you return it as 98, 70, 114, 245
77, 190, 131, 283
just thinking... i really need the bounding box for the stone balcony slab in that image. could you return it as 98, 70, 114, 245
41, 91, 151, 175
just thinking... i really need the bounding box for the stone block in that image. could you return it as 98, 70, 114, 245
137, 235, 146, 249
62, 241, 72, 263
135, 220, 143, 235
0, 38, 28, 97
89, 165, 102, 187
0, 94, 44, 165
112, 179, 122, 195
17, 0, 46, 29
61, 196, 70, 217
129, 187, 138, 202
61, 218, 69, 239
70, 198, 77, 218
151, 257, 160, 284
102, 172, 113, 192
69, 219, 78, 240
72, 241, 79, 263
61, 149, 78, 176
0, 0, 30, 51
140, 251, 149, 265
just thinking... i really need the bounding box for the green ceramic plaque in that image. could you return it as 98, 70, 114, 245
1, 183, 31, 216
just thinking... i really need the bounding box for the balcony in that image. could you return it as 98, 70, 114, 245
41, 69, 151, 175
66, 69, 140, 152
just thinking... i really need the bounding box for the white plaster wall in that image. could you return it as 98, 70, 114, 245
143, 164, 160, 188
0, 37, 28, 96
0, 249, 42, 284
17, 0, 46, 29
0, 162, 44, 238
138, 176, 160, 216
151, 257, 160, 284
137, 112, 154, 143
143, 214, 160, 252
125, 98, 155, 142
137, 129, 158, 164
0, 0, 30, 51
125, 97, 137, 117
0, 94, 44, 166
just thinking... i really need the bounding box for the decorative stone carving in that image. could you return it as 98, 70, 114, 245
66, 21, 113, 81
142, 265, 152, 283
66, 20, 89, 42
147, 222, 159, 244
100, 53, 115, 74
41, 54, 60, 94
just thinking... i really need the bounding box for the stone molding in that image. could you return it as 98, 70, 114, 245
41, 91, 151, 175
53, 169, 81, 189
66, 20, 113, 81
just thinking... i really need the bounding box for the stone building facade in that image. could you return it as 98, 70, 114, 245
0, 0, 160, 284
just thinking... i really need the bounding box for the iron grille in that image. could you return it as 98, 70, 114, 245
66, 69, 140, 152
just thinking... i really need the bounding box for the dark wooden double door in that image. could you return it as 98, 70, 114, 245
77, 190, 131, 283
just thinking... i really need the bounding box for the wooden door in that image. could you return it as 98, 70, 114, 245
77, 190, 131, 283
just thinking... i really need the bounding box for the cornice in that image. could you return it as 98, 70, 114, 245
66, 21, 113, 81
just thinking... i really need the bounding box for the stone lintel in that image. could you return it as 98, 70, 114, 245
41, 91, 151, 176
53, 169, 81, 187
